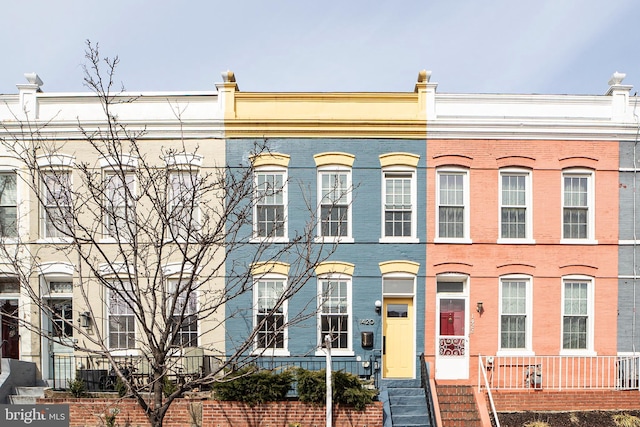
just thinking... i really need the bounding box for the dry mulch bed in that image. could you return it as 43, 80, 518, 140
497, 410, 640, 427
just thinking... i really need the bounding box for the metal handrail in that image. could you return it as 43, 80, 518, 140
478, 355, 501, 427
419, 354, 438, 427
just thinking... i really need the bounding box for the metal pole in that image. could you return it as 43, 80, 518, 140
325, 334, 332, 427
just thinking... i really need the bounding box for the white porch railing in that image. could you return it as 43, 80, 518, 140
478, 355, 640, 390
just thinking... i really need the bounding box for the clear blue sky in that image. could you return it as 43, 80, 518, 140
2, 0, 639, 95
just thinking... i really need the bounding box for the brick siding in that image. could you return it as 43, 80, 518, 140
40, 398, 383, 427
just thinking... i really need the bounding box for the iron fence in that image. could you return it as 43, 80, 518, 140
479, 354, 640, 390
52, 353, 378, 395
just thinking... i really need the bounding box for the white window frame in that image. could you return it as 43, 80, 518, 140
253, 166, 288, 242
107, 280, 136, 352
380, 166, 418, 243
498, 169, 534, 244
561, 169, 596, 244
497, 276, 534, 356
41, 170, 72, 240
253, 274, 289, 356
103, 170, 136, 241
560, 276, 595, 355
317, 166, 353, 243
435, 168, 471, 243
167, 278, 199, 348
169, 170, 201, 241
315, 273, 353, 356
0, 171, 18, 239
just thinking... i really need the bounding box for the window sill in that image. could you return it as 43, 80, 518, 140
250, 237, 289, 244
434, 237, 472, 244
496, 350, 535, 357
497, 238, 536, 245
559, 349, 596, 357
252, 349, 290, 357
379, 237, 419, 244
36, 237, 73, 244
314, 236, 354, 244
108, 349, 141, 356
314, 350, 354, 357
560, 239, 598, 245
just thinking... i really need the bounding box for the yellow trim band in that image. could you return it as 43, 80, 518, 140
251, 261, 290, 277
313, 152, 355, 167
379, 260, 420, 275
315, 261, 355, 277
250, 153, 291, 168
379, 152, 420, 168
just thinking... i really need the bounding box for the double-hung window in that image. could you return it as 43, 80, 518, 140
168, 280, 198, 347
42, 171, 72, 238
499, 277, 532, 353
255, 169, 286, 239
382, 170, 417, 241
562, 278, 593, 352
169, 171, 200, 240
436, 169, 469, 241
319, 169, 351, 239
318, 276, 351, 352
0, 172, 17, 238
499, 170, 532, 242
254, 277, 287, 353
104, 171, 135, 240
562, 170, 594, 242
107, 282, 135, 350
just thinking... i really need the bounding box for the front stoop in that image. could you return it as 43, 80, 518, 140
8, 386, 47, 404
384, 379, 432, 427
436, 385, 482, 427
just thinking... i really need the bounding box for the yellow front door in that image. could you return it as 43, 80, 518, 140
382, 297, 414, 378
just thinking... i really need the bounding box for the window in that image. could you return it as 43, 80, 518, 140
562, 278, 593, 351
499, 278, 532, 352
104, 172, 135, 239
319, 170, 351, 238
500, 170, 532, 241
318, 277, 351, 351
107, 282, 135, 349
562, 170, 594, 241
169, 171, 200, 240
436, 169, 469, 241
255, 170, 286, 239
42, 171, 72, 238
383, 171, 416, 240
49, 297, 73, 338
0, 172, 17, 238
168, 280, 198, 347
255, 278, 286, 352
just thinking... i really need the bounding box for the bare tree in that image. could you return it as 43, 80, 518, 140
0, 42, 340, 427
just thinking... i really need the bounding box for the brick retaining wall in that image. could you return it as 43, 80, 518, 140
39, 398, 383, 427
491, 390, 640, 412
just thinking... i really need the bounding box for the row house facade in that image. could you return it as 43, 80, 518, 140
0, 76, 229, 387
221, 74, 428, 380
0, 70, 639, 395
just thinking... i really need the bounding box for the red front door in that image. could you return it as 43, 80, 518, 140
1, 300, 19, 359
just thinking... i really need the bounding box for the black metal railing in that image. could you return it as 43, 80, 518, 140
420, 354, 438, 427
52, 353, 218, 391
52, 353, 379, 396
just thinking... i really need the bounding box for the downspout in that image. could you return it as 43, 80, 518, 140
632, 93, 639, 354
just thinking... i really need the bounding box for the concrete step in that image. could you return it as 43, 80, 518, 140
14, 386, 47, 396
382, 379, 422, 388
388, 387, 425, 397
390, 413, 429, 426
390, 394, 426, 406
8, 395, 38, 404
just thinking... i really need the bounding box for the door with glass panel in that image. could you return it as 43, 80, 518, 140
435, 280, 469, 379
